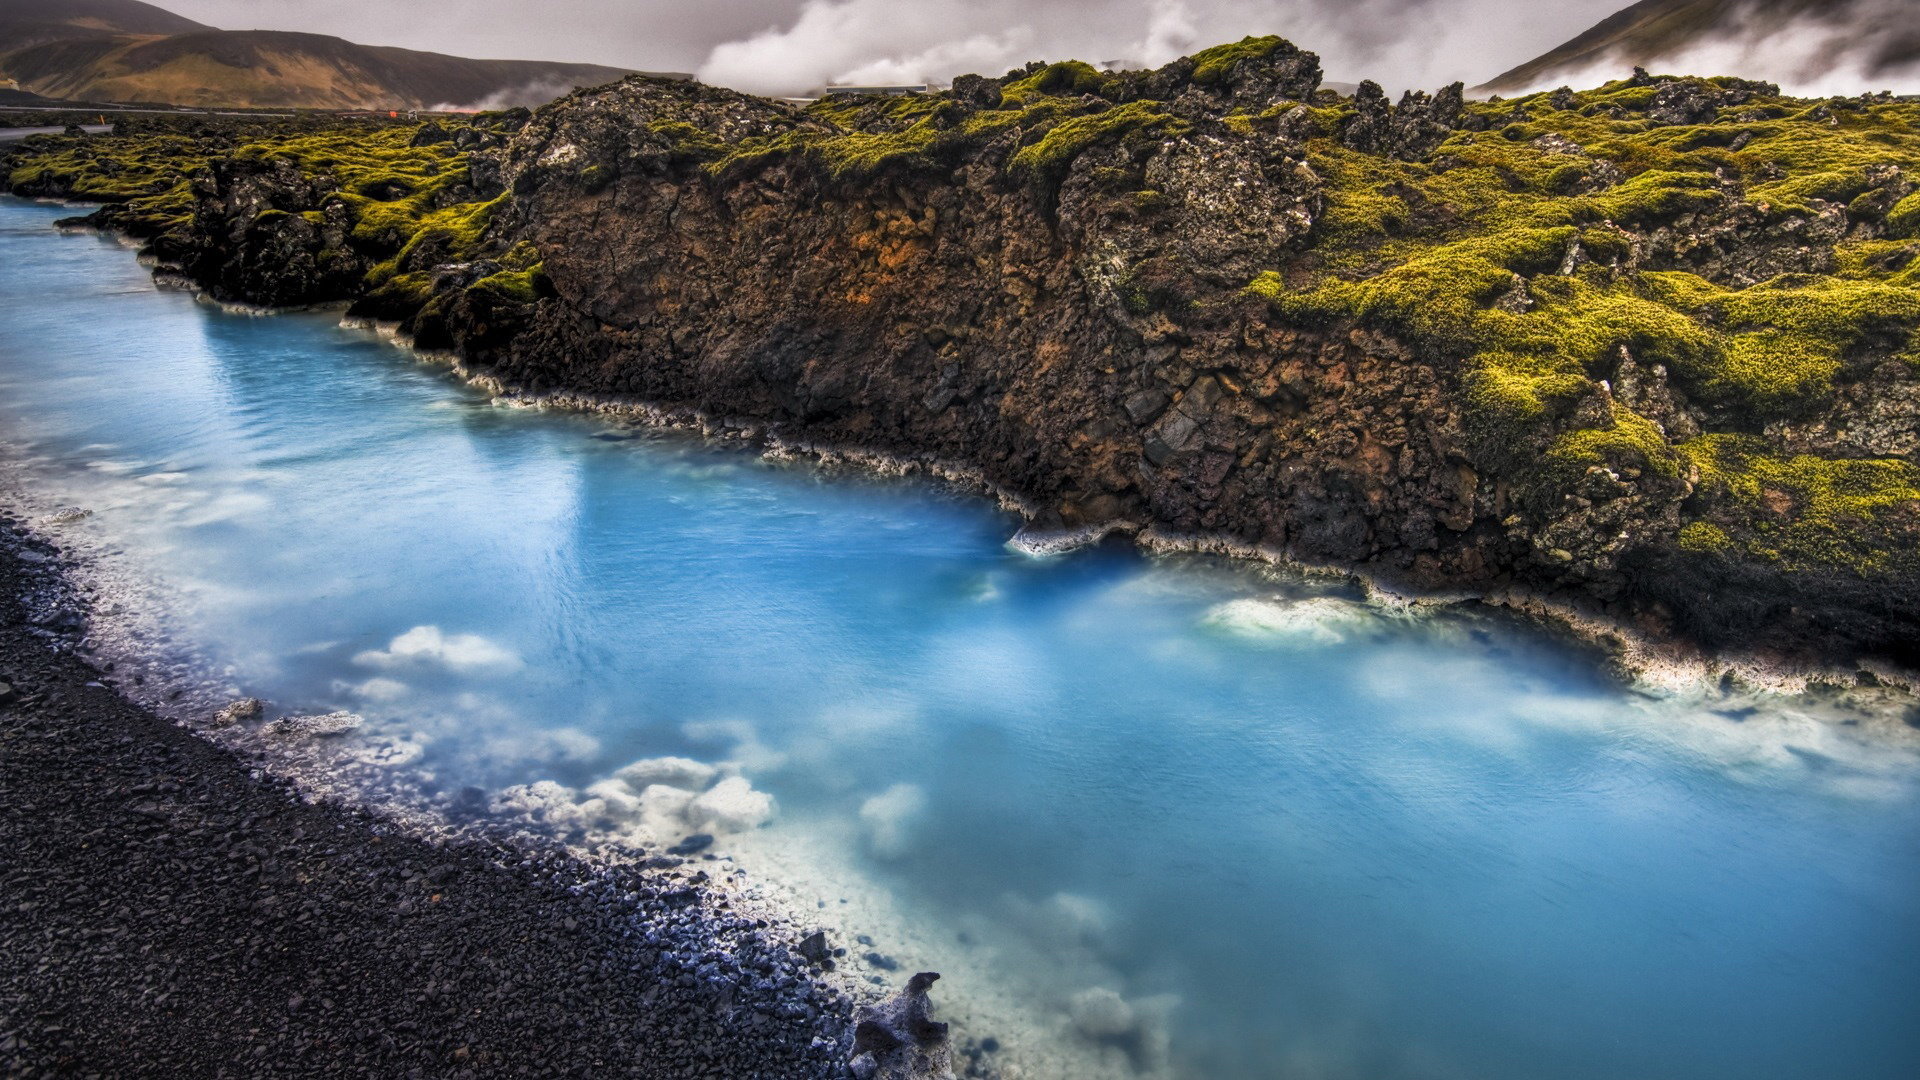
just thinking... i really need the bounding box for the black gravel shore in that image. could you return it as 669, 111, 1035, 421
0, 518, 858, 1078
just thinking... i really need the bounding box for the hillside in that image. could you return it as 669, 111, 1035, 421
1479, 0, 1920, 93
0, 0, 208, 48
0, 0, 654, 109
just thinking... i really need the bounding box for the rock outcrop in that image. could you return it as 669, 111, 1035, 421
849, 972, 955, 1080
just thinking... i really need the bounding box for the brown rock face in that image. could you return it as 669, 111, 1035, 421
434, 75, 1506, 600
398, 67, 1917, 667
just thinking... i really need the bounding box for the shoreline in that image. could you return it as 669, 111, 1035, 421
355, 311, 1920, 704
14, 192, 1917, 699
0, 515, 881, 1078
6, 197, 1919, 1079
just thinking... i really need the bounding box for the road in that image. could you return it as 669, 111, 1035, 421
0, 125, 114, 143
0, 105, 293, 118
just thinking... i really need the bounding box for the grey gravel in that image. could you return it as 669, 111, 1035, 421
0, 517, 863, 1078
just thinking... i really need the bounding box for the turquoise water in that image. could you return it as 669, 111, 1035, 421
4, 197, 1919, 1079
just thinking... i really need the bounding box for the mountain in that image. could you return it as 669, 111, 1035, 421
0, 0, 208, 47
1478, 0, 1920, 94
0, 0, 660, 109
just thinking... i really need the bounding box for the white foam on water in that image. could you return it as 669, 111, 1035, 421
682, 716, 791, 774
352, 625, 523, 675
687, 775, 779, 833
857, 783, 928, 860
721, 818, 1177, 1080
1200, 595, 1379, 645
267, 710, 364, 738
1006, 520, 1133, 558
1354, 645, 1920, 799
337, 676, 410, 702
614, 755, 720, 792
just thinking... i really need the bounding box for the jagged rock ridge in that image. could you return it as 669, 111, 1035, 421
10, 36, 1920, 669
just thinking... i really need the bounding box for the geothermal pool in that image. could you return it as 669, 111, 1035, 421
4, 197, 1918, 1080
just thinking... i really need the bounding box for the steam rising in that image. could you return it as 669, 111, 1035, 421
694, 0, 1616, 97
1506, 0, 1920, 96
166, 1, 1920, 106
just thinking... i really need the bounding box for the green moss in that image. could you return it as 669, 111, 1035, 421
1244, 79, 1920, 464
813, 122, 951, 176
1577, 168, 1726, 225
1462, 350, 1595, 437
1676, 520, 1733, 553
1189, 36, 1287, 86
4, 118, 518, 320
1886, 191, 1920, 239
1683, 434, 1920, 574
804, 93, 945, 130
360, 269, 435, 311
1634, 270, 1722, 311
1001, 61, 1112, 105
1547, 404, 1685, 480
1697, 276, 1920, 412
5, 133, 205, 213
706, 85, 1127, 185
708, 104, 970, 180
1128, 188, 1167, 213
646, 118, 727, 161
577, 162, 616, 191
364, 193, 505, 291
468, 263, 544, 304
1008, 101, 1189, 187
497, 240, 541, 271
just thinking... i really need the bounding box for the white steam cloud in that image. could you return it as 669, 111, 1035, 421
694, 0, 1920, 99
695, 0, 1584, 97
352, 625, 523, 674
1513, 0, 1920, 97
433, 76, 583, 113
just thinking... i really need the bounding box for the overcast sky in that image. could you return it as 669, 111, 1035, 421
161, 0, 1630, 93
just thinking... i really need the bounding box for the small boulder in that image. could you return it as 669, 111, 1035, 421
266, 711, 363, 738
1124, 388, 1170, 425
847, 972, 954, 1080
949, 74, 1002, 110
211, 697, 264, 727
1646, 80, 1722, 126
410, 121, 454, 147
668, 833, 714, 855
797, 930, 831, 964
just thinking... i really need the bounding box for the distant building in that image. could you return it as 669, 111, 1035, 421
811, 84, 929, 98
